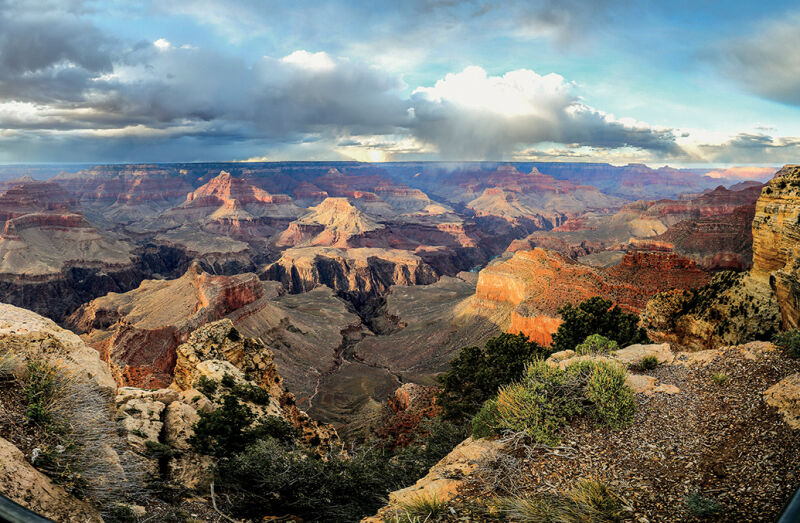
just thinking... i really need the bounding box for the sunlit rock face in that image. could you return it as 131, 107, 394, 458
469, 248, 708, 345
751, 165, 800, 328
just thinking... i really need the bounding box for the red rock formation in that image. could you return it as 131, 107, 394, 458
0, 181, 78, 223
471, 248, 709, 345
68, 263, 264, 387
54, 165, 190, 201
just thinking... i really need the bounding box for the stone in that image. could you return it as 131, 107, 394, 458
615, 343, 674, 366
764, 373, 800, 429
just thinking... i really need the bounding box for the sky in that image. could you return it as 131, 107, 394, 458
0, 0, 799, 167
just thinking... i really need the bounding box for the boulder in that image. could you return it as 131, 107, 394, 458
615, 343, 674, 366
764, 373, 800, 429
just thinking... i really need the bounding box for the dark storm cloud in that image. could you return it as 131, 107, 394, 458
0, 0, 118, 103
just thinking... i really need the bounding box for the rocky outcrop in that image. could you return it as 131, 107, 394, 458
68, 263, 264, 387
374, 383, 440, 448
365, 436, 504, 522
162, 170, 304, 224
0, 304, 147, 518
764, 373, 800, 429
468, 248, 708, 345
751, 165, 800, 328
170, 320, 338, 449
642, 271, 780, 350
0, 303, 116, 391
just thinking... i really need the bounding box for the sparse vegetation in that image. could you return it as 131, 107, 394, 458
640, 355, 659, 370
685, 491, 722, 517
552, 297, 649, 353
473, 359, 635, 444
195, 375, 218, 396
221, 373, 236, 388
773, 329, 800, 358
574, 334, 619, 355
395, 495, 449, 521
502, 479, 629, 522
437, 333, 551, 422
23, 360, 58, 426
189, 394, 256, 456
711, 372, 729, 385
232, 382, 270, 404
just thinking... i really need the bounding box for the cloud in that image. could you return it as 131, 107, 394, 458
696, 133, 800, 164
407, 66, 681, 159
0, 0, 118, 104
709, 10, 800, 106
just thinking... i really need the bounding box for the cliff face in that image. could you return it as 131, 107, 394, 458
752, 165, 800, 328
264, 246, 439, 301
68, 263, 265, 387
470, 248, 708, 345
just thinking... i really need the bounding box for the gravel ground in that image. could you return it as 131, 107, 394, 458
465, 344, 800, 522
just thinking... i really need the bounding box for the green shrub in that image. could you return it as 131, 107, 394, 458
232, 383, 270, 404
685, 491, 722, 516
249, 415, 300, 445
640, 355, 659, 370
196, 375, 218, 396
472, 398, 500, 439
473, 359, 634, 444
189, 394, 256, 457
23, 360, 58, 426
552, 297, 648, 353
396, 494, 449, 520
217, 438, 404, 522
192, 398, 465, 522
710, 372, 728, 385
773, 329, 800, 358
574, 334, 619, 355
584, 362, 636, 429
502, 479, 628, 522
221, 373, 236, 388
437, 333, 551, 422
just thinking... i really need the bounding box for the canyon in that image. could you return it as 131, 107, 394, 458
0, 161, 777, 436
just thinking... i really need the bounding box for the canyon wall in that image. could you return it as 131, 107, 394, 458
752, 165, 800, 328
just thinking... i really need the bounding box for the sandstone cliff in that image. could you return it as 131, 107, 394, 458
0, 304, 143, 520
751, 165, 800, 328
